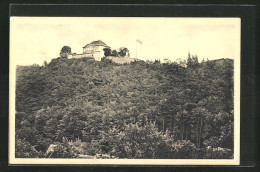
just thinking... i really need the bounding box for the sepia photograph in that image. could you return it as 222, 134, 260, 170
9, 17, 240, 165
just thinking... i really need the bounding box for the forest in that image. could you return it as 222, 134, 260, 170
15, 54, 234, 159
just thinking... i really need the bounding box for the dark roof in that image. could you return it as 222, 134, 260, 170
83, 40, 110, 48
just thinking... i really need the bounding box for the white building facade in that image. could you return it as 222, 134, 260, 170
68, 40, 110, 61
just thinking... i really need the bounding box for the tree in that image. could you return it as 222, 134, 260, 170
104, 122, 198, 159
118, 47, 129, 57
103, 48, 112, 57
43, 60, 48, 66
190, 107, 209, 148
111, 50, 118, 57
186, 53, 199, 68
57, 108, 86, 141
16, 136, 43, 158
187, 52, 192, 67
60, 46, 71, 58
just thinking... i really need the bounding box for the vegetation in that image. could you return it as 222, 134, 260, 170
118, 47, 129, 57
111, 50, 118, 57
103, 48, 112, 57
15, 55, 234, 159
59, 46, 71, 58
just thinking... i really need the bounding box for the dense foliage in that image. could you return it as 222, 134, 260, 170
15, 56, 234, 159
118, 47, 129, 57
103, 48, 112, 57
59, 46, 71, 58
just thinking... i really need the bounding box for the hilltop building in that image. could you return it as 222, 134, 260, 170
68, 40, 137, 64
68, 40, 110, 61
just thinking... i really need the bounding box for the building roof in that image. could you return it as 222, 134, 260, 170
83, 40, 110, 48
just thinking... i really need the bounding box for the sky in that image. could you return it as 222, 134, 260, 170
10, 17, 240, 66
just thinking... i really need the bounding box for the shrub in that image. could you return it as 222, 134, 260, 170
170, 140, 198, 159
204, 147, 233, 159
15, 136, 43, 158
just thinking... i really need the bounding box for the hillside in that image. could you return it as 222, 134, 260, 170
15, 57, 234, 159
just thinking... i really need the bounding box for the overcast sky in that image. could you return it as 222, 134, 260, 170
10, 17, 240, 66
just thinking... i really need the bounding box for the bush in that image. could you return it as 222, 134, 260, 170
44, 138, 97, 158
204, 147, 233, 159
48, 138, 78, 158
101, 57, 113, 65
170, 140, 198, 159
15, 136, 43, 158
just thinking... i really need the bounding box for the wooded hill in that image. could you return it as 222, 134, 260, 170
15, 56, 234, 159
